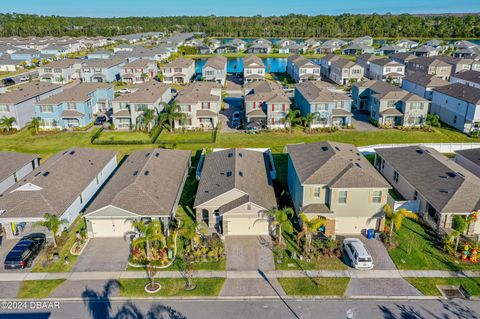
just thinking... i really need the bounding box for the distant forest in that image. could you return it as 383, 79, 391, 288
0, 13, 479, 38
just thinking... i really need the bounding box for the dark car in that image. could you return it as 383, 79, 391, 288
94, 115, 107, 125
4, 233, 46, 270
2, 78, 15, 86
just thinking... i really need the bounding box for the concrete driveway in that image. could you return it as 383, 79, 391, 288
351, 110, 379, 131
225, 236, 274, 271
72, 238, 131, 272
220, 96, 244, 133
339, 235, 396, 270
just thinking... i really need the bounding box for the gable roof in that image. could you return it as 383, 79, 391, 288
114, 81, 170, 104
244, 80, 290, 103
86, 149, 190, 217
175, 81, 221, 104
403, 72, 450, 88
288, 55, 319, 68
287, 142, 390, 188
456, 148, 480, 168
0, 82, 62, 104
0, 152, 38, 184
433, 83, 480, 105
295, 81, 351, 103
163, 58, 194, 69
203, 55, 227, 70
451, 70, 480, 85
243, 55, 265, 68
194, 149, 276, 210
38, 82, 113, 105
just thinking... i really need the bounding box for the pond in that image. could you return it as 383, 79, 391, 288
195, 57, 318, 73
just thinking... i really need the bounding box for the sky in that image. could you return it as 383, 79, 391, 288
1, 0, 479, 17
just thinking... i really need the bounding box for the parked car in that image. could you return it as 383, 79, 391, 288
19, 76, 30, 82
231, 111, 242, 128
4, 233, 46, 270
117, 88, 130, 94
2, 78, 15, 86
342, 238, 374, 270
94, 115, 107, 125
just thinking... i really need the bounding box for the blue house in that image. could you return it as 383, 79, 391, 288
10, 49, 41, 64
81, 59, 123, 83
40, 46, 68, 56
35, 83, 114, 129
295, 81, 353, 128
87, 51, 113, 60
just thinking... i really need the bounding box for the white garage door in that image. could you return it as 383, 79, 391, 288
335, 217, 378, 234
226, 216, 269, 236
90, 218, 134, 238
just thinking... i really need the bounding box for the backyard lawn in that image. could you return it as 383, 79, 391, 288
17, 279, 66, 299
405, 277, 480, 296
118, 278, 225, 297
388, 218, 480, 271
278, 277, 350, 296
96, 130, 151, 144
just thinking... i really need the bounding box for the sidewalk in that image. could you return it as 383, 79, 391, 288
1, 269, 479, 282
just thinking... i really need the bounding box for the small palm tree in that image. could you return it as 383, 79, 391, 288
27, 117, 41, 135
158, 101, 186, 133
35, 213, 68, 247
384, 204, 418, 239
178, 218, 207, 251
303, 112, 318, 129
268, 208, 294, 247
136, 108, 156, 133
131, 219, 166, 260
0, 116, 16, 132
296, 212, 326, 259
284, 108, 301, 132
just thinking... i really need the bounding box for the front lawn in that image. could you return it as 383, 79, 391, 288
278, 277, 350, 296
405, 277, 480, 296
388, 219, 480, 271
17, 279, 65, 299
118, 278, 225, 297
96, 130, 151, 144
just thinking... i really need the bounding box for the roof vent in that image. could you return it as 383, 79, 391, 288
335, 146, 341, 151
239, 171, 244, 177
144, 171, 150, 176
239, 153, 243, 157
321, 146, 329, 151
226, 171, 232, 177
145, 153, 150, 157
355, 163, 362, 168
133, 170, 139, 176
446, 172, 457, 178
155, 153, 160, 157
415, 149, 424, 154
43, 171, 50, 177
228, 153, 233, 158
69, 150, 75, 155
439, 189, 450, 194
34, 172, 41, 177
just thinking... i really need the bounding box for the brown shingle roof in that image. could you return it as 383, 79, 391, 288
114, 81, 170, 104
0, 82, 62, 104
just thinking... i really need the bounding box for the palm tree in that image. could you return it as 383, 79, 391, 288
178, 218, 207, 251
158, 101, 186, 133
27, 117, 41, 135
268, 208, 294, 247
383, 204, 418, 239
0, 116, 16, 132
296, 212, 326, 259
136, 108, 156, 133
303, 112, 318, 129
131, 219, 166, 260
284, 108, 301, 132
34, 213, 68, 247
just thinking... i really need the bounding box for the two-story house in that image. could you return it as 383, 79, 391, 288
287, 142, 390, 236
356, 53, 384, 77
401, 72, 450, 100
111, 81, 172, 130
286, 55, 321, 83
243, 55, 265, 82
120, 59, 158, 84
246, 39, 272, 54
244, 80, 291, 129
407, 57, 452, 81
38, 59, 84, 84
295, 81, 353, 128
35, 83, 114, 129
162, 58, 195, 84
202, 56, 227, 85
450, 70, 480, 89
411, 45, 442, 57
0, 82, 63, 129
329, 57, 364, 85
368, 58, 405, 84
316, 39, 346, 54
174, 81, 222, 129
81, 58, 124, 83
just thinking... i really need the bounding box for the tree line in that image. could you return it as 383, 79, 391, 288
0, 13, 479, 38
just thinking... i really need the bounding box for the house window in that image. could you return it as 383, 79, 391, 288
314, 187, 321, 198
372, 190, 382, 203
40, 105, 53, 113
0, 104, 10, 112
96, 175, 99, 185
393, 171, 399, 183
338, 191, 348, 204
453, 115, 457, 124
67, 103, 76, 110
410, 102, 423, 110
174, 68, 182, 73
179, 105, 190, 112
135, 104, 147, 112
79, 194, 84, 204
414, 190, 418, 200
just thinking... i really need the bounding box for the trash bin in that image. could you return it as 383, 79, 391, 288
367, 228, 374, 239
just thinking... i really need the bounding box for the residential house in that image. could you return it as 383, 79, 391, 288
351, 36, 374, 46
202, 56, 227, 85
87, 51, 112, 60
243, 55, 265, 82
454, 46, 480, 59
0, 59, 22, 72
411, 45, 441, 57
81, 58, 123, 83
450, 70, 480, 89
35, 83, 114, 129
455, 148, 480, 178
390, 52, 416, 67
194, 148, 277, 236
437, 56, 480, 74
329, 57, 364, 85
316, 39, 346, 54
304, 38, 321, 51
40, 46, 68, 56
84, 149, 191, 238
368, 58, 405, 84
0, 152, 39, 195
295, 81, 353, 128
120, 59, 158, 84
376, 44, 407, 56
38, 59, 84, 84
401, 72, 450, 100
174, 81, 222, 129
279, 43, 307, 55
111, 81, 172, 130
431, 83, 480, 134
247, 39, 272, 54
230, 39, 247, 51
10, 49, 41, 64
113, 44, 134, 53
244, 80, 291, 129
375, 146, 480, 235
396, 39, 419, 50
161, 58, 195, 84
356, 53, 384, 77
351, 79, 402, 111
214, 44, 238, 54
0, 148, 117, 239
286, 55, 321, 83
425, 39, 444, 48
408, 57, 452, 80
0, 82, 63, 129
342, 43, 374, 56
287, 142, 390, 235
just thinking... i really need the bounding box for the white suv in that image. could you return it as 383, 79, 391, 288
343, 238, 374, 270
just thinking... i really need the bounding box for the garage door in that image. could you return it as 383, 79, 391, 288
335, 217, 379, 235
226, 216, 269, 236
90, 218, 134, 238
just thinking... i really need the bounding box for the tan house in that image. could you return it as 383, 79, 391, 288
407, 57, 453, 80
287, 142, 390, 236
162, 58, 195, 84
243, 55, 265, 82
120, 59, 158, 84
329, 57, 364, 85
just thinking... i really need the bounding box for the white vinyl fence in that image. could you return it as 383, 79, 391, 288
358, 143, 480, 155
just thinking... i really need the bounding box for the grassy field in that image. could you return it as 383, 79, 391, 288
17, 279, 65, 299
118, 278, 225, 297
278, 277, 350, 296
388, 219, 480, 271
97, 130, 151, 143
405, 277, 480, 296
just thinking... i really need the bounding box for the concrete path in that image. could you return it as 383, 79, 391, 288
0, 281, 21, 298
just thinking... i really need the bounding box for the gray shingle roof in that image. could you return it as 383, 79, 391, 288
433, 83, 480, 105
203, 56, 227, 70
455, 148, 480, 168
114, 81, 170, 104
403, 72, 450, 88
0, 82, 62, 104
451, 70, 480, 85
0, 152, 38, 184
295, 81, 351, 103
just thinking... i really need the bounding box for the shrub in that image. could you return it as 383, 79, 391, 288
426, 114, 441, 127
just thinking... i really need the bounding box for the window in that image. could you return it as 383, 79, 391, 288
387, 100, 395, 108
372, 190, 382, 203
453, 115, 457, 124
67, 103, 76, 110
174, 68, 182, 73
205, 70, 214, 76
414, 190, 418, 200
315, 104, 328, 112
179, 105, 190, 112
96, 175, 99, 185
338, 191, 348, 204
135, 104, 147, 112
54, 68, 61, 73
410, 102, 423, 110
40, 105, 53, 113
201, 102, 210, 109
0, 104, 9, 112
44, 68, 52, 73
393, 171, 399, 183
314, 187, 321, 198
42, 118, 55, 127
79, 194, 84, 204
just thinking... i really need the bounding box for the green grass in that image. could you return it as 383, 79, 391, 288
17, 279, 65, 299
278, 277, 350, 296
405, 277, 480, 296
31, 217, 86, 273
97, 130, 151, 143
158, 130, 215, 144
118, 278, 225, 297
388, 219, 480, 271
